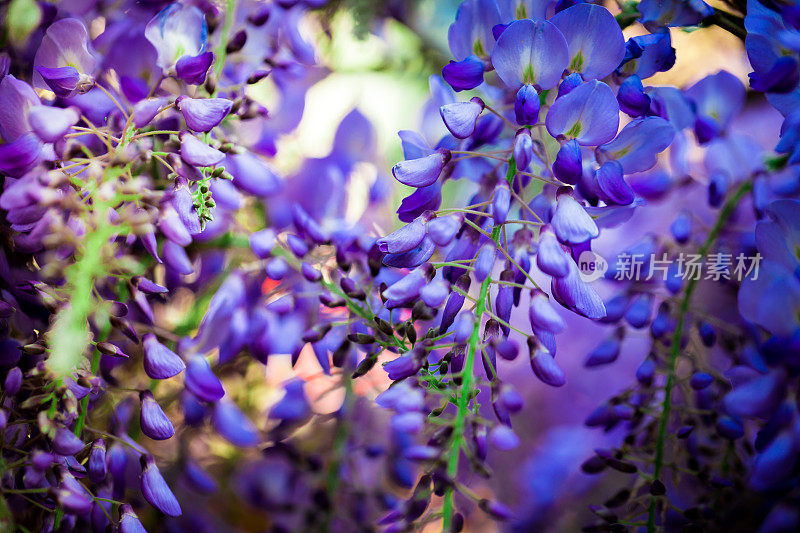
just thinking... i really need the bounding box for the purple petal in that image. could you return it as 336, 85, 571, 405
596, 116, 675, 174
377, 215, 428, 254
439, 98, 484, 139
141, 455, 182, 517
546, 80, 619, 146
139, 391, 175, 440
595, 160, 634, 205
551, 193, 598, 245
529, 291, 566, 333
392, 150, 450, 188
177, 96, 233, 133
0, 133, 41, 177
550, 3, 625, 80
530, 349, 566, 387
514, 84, 540, 125
176, 51, 214, 85
491, 19, 569, 90
184, 356, 225, 402
212, 399, 259, 447
179, 132, 224, 167
442, 55, 485, 91
133, 97, 169, 128
143, 333, 186, 379
145, 3, 208, 69
427, 213, 463, 246
553, 139, 583, 184
28, 105, 79, 143
225, 152, 282, 197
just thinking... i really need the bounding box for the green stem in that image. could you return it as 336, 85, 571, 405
440, 157, 517, 532
213, 0, 238, 81
74, 323, 110, 437
645, 179, 752, 532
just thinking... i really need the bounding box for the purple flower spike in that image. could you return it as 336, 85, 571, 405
550, 3, 625, 80
595, 160, 634, 205
212, 399, 259, 447
553, 139, 583, 184
546, 80, 619, 146
28, 106, 79, 143
119, 504, 147, 533
378, 215, 428, 254
440, 97, 485, 139
442, 56, 485, 91
141, 455, 182, 517
529, 291, 566, 334
176, 96, 233, 133
143, 333, 186, 379
53, 427, 85, 456
392, 150, 450, 188
139, 390, 175, 440
176, 52, 214, 85
514, 84, 540, 125
269, 379, 310, 422
551, 192, 598, 245
180, 132, 224, 167
184, 356, 225, 402
491, 19, 569, 90
426, 213, 462, 246
530, 347, 566, 387
596, 116, 675, 174
145, 3, 208, 69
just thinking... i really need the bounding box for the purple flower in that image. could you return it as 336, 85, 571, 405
392, 150, 450, 188
595, 160, 634, 205
439, 97, 484, 139
180, 131, 224, 167
489, 425, 520, 450
176, 51, 214, 85
384, 352, 424, 381
448, 0, 503, 61
528, 291, 566, 334
27, 105, 79, 143
176, 96, 233, 133
145, 3, 208, 69
529, 342, 566, 387
139, 390, 175, 440
383, 267, 429, 302
119, 504, 147, 533
184, 356, 225, 402
618, 75, 651, 117
33, 19, 97, 93
143, 333, 186, 379
596, 116, 675, 173
493, 184, 511, 224
0, 133, 42, 177
639, 0, 713, 28
442, 56, 485, 91
141, 455, 182, 517
426, 213, 462, 246
88, 439, 107, 484
551, 259, 606, 319
269, 379, 310, 422
212, 399, 259, 447
515, 84, 541, 125
53, 427, 85, 456
550, 3, 625, 80
551, 192, 599, 245
546, 80, 619, 146
491, 19, 568, 90
249, 228, 276, 258
585, 336, 621, 367
225, 152, 282, 197
378, 214, 429, 254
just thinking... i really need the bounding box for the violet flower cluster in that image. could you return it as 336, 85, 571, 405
1, 0, 800, 532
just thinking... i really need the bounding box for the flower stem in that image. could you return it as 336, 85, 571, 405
441, 157, 517, 532
213, 0, 238, 81
646, 179, 752, 532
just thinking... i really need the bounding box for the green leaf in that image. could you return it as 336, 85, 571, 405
7, 0, 42, 45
